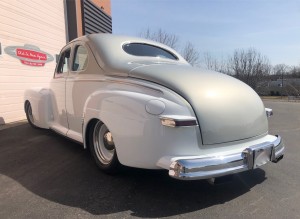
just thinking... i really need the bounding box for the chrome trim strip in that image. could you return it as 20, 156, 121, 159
160, 115, 198, 127
68, 78, 163, 94
106, 79, 163, 93
169, 135, 284, 180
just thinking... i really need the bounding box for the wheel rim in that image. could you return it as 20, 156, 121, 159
93, 122, 115, 164
27, 103, 34, 124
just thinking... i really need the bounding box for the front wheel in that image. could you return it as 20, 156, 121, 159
89, 120, 121, 173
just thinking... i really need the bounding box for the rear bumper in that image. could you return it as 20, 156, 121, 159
169, 135, 284, 180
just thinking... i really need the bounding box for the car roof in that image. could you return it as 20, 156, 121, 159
69, 33, 189, 75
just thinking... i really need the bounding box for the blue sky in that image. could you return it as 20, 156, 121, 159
111, 0, 300, 66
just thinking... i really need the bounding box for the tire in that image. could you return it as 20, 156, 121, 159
89, 120, 121, 173
25, 102, 38, 129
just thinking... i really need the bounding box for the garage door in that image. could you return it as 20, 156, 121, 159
0, 0, 67, 124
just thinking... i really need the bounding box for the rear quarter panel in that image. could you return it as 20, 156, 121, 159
83, 80, 201, 169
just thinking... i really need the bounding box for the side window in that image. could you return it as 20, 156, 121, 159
72, 45, 88, 71
56, 49, 71, 77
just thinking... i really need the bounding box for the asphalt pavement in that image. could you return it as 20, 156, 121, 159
0, 100, 299, 219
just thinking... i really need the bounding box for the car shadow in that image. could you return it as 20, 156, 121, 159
0, 124, 267, 218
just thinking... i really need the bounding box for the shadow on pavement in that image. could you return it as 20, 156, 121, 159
0, 124, 266, 218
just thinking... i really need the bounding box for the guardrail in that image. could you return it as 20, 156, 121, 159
288, 96, 300, 102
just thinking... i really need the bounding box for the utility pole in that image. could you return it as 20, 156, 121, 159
281, 72, 284, 99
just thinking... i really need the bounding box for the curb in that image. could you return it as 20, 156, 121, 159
0, 120, 28, 131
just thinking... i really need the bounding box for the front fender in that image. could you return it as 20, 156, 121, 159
24, 88, 51, 129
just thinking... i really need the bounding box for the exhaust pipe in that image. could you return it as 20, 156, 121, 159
207, 175, 234, 185
272, 155, 284, 163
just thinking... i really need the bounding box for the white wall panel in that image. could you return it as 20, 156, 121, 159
0, 0, 67, 124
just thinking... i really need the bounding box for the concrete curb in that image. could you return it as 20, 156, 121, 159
262, 98, 300, 103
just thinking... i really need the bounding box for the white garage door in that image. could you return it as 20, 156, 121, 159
0, 0, 67, 124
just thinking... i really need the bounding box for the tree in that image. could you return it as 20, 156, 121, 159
139, 28, 200, 65
140, 28, 179, 49
181, 42, 199, 66
289, 66, 300, 78
273, 64, 289, 76
227, 48, 271, 89
201, 52, 228, 73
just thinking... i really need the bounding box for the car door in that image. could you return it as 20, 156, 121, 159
49, 46, 71, 135
65, 43, 89, 143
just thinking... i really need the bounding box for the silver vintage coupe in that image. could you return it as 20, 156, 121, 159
24, 33, 284, 180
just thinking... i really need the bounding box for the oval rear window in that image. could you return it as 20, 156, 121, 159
123, 43, 178, 60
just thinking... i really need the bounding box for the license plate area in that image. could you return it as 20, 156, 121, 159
243, 145, 274, 169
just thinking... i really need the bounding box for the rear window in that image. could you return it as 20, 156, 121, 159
123, 43, 178, 60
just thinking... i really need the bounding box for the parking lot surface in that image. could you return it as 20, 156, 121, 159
0, 101, 300, 219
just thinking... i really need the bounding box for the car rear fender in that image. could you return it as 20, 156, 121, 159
81, 86, 201, 168
82, 89, 163, 149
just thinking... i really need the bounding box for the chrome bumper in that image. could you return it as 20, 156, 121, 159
169, 135, 285, 180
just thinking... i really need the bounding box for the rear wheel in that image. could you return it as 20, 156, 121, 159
89, 120, 120, 173
25, 102, 38, 128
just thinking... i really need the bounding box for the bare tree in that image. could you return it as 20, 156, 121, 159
273, 64, 289, 89
139, 28, 200, 65
289, 66, 300, 78
202, 52, 217, 70
140, 28, 179, 49
273, 64, 289, 75
201, 52, 228, 73
181, 42, 199, 66
228, 48, 271, 89
272, 64, 299, 96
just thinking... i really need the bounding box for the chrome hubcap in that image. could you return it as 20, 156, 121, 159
93, 122, 115, 164
103, 132, 115, 150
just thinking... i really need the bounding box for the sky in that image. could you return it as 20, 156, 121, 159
111, 0, 300, 66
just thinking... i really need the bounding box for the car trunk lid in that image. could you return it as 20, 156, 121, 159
129, 64, 268, 145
